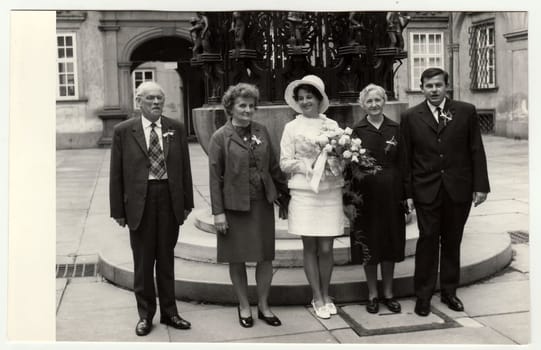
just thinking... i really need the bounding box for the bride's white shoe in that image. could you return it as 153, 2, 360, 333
311, 300, 331, 319
325, 302, 337, 315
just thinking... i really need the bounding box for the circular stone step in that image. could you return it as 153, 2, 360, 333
99, 229, 512, 305
179, 209, 419, 267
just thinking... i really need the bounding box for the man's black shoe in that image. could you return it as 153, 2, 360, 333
441, 294, 464, 311
135, 318, 152, 336
414, 298, 431, 316
160, 314, 191, 329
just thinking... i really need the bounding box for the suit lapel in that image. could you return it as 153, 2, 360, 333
418, 102, 439, 134
225, 120, 249, 150
438, 99, 456, 135
131, 117, 148, 157
161, 116, 170, 160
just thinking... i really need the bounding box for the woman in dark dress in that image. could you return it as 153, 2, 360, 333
350, 84, 405, 314
208, 83, 289, 328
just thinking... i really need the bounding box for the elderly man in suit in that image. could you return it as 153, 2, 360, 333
109, 81, 194, 335
401, 68, 490, 317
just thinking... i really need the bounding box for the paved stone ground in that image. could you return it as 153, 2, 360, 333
56, 135, 531, 344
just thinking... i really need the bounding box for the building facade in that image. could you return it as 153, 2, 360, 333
55, 11, 528, 149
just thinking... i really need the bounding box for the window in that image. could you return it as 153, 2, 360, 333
409, 32, 444, 90
469, 22, 496, 89
56, 33, 79, 99
132, 69, 155, 109
477, 109, 495, 134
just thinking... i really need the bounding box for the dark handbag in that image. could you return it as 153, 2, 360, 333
274, 192, 291, 219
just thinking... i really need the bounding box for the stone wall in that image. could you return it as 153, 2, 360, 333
56, 11, 105, 149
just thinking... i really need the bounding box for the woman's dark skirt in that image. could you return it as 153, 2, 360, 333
217, 199, 275, 263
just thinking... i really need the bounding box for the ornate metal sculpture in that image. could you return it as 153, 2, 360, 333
190, 12, 224, 103
386, 12, 411, 50
230, 11, 247, 55
348, 12, 364, 46
191, 11, 409, 104
189, 12, 212, 58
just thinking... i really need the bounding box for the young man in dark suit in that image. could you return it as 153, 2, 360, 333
109, 81, 194, 335
401, 68, 490, 316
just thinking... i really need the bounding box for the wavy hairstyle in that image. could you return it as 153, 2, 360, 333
222, 83, 260, 116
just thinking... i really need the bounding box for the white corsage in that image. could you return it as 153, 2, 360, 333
384, 135, 398, 153
251, 135, 262, 145
440, 110, 453, 125
163, 129, 176, 141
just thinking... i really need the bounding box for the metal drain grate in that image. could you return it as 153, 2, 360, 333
509, 231, 529, 244
56, 263, 98, 278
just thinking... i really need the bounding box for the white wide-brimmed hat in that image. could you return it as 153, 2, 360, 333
284, 75, 330, 114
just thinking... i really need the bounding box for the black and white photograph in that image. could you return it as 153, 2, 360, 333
4, 1, 539, 348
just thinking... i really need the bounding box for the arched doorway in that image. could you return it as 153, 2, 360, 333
129, 36, 204, 138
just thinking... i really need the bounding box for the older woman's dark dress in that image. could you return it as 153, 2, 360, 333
350, 116, 405, 265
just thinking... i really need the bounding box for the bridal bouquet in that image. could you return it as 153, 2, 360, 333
308, 121, 381, 192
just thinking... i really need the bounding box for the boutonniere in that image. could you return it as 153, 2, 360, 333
249, 134, 262, 150
440, 110, 454, 126
163, 129, 175, 142
251, 135, 262, 145
384, 135, 398, 153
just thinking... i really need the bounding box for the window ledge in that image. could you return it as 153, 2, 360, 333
503, 30, 527, 42
405, 88, 454, 95
470, 87, 499, 93
56, 98, 88, 104
405, 89, 424, 95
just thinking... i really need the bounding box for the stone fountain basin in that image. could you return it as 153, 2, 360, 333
192, 102, 407, 156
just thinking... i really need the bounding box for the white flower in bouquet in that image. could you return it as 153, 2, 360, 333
330, 139, 337, 146
351, 155, 359, 163
316, 134, 330, 146
323, 144, 334, 153
350, 144, 359, 152
359, 148, 367, 154
338, 134, 350, 146
344, 127, 353, 135
351, 138, 362, 147
343, 150, 353, 159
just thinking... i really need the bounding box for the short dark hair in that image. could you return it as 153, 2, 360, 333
222, 83, 260, 116
293, 84, 323, 101
420, 67, 449, 85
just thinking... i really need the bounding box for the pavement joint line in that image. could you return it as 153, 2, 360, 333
473, 318, 521, 345
473, 265, 525, 284
71, 151, 107, 260
224, 329, 336, 342
56, 279, 70, 315
195, 186, 211, 206
472, 310, 530, 318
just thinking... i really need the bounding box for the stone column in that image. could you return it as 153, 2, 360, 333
118, 62, 133, 112
99, 20, 121, 108
449, 43, 460, 100
97, 18, 128, 146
